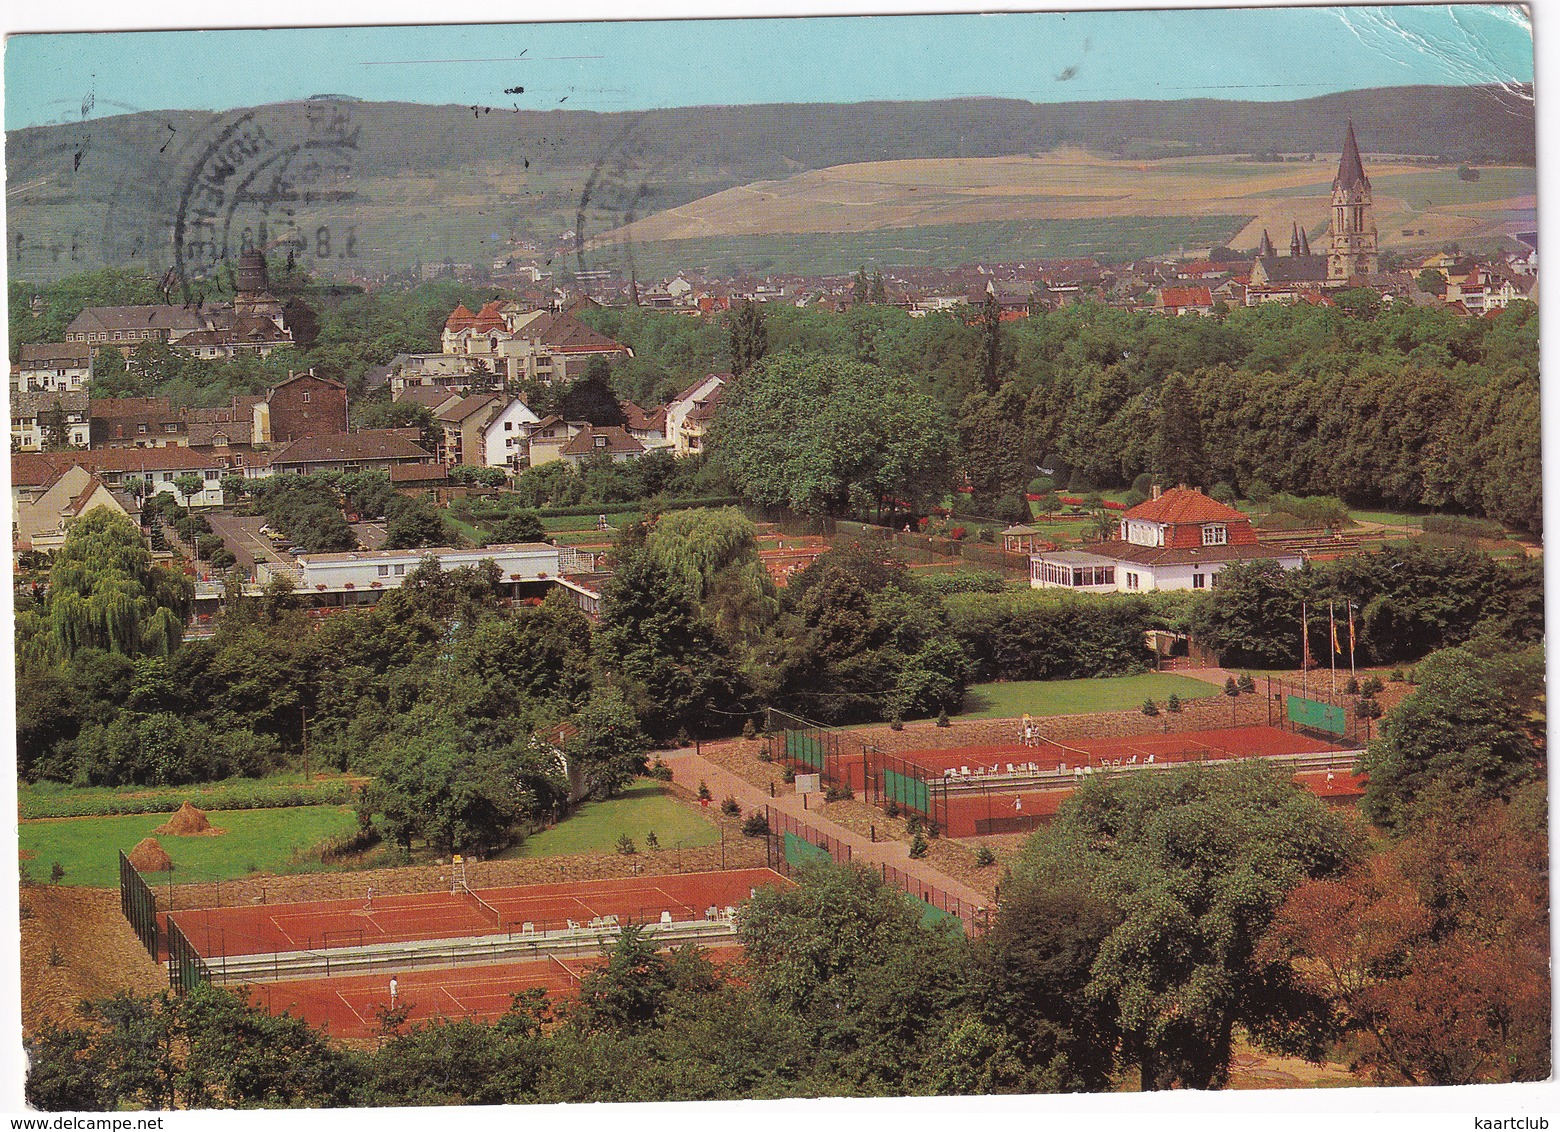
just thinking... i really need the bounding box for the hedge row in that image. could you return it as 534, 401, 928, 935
20, 782, 356, 819
945, 591, 1158, 681
536, 496, 743, 519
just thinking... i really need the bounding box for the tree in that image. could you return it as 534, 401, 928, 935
172, 472, 206, 502
564, 689, 648, 799
487, 510, 545, 544
560, 374, 627, 427
728, 298, 769, 377
978, 288, 1005, 393
1261, 794, 1549, 1085
384, 495, 449, 550
220, 474, 247, 506
1012, 761, 1360, 1090
1154, 372, 1205, 488
870, 270, 887, 304
852, 266, 869, 306
357, 400, 442, 454
1187, 559, 1301, 668
1359, 647, 1540, 832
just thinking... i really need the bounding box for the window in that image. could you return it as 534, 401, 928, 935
504, 421, 513, 431
138, 424, 148, 434
302, 392, 312, 404
161, 472, 174, 482
165, 424, 179, 434
1126, 572, 1139, 591
1202, 524, 1227, 546
594, 435, 608, 448
377, 565, 390, 577
1193, 573, 1207, 589
394, 564, 406, 576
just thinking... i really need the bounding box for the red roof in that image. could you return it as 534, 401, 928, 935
1159, 286, 1213, 309
444, 304, 477, 332
1123, 487, 1246, 526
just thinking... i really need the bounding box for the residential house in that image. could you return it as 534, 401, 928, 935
12, 390, 91, 450
16, 342, 92, 393
1155, 285, 1215, 316
266, 371, 348, 442
559, 425, 646, 467
664, 374, 728, 456
12, 464, 137, 553
90, 397, 188, 448
1029, 486, 1302, 593
435, 393, 505, 465
13, 446, 228, 508
393, 385, 464, 415
621, 401, 669, 448
521, 416, 585, 467
256, 431, 435, 477
480, 398, 543, 470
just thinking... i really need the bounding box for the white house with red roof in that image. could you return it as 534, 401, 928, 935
1029, 486, 1301, 593
665, 374, 728, 456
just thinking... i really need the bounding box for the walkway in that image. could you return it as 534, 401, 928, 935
659, 749, 990, 912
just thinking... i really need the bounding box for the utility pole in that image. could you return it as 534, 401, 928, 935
301, 705, 310, 782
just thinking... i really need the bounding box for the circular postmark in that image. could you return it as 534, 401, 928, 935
574, 113, 665, 299
172, 102, 364, 301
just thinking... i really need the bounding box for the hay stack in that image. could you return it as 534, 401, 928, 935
128, 837, 173, 873
154, 802, 214, 836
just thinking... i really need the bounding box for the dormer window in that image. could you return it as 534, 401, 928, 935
1202, 524, 1227, 546
594, 435, 608, 448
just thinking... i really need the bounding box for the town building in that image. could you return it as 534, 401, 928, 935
559, 425, 647, 467
15, 342, 92, 393
664, 374, 728, 456
12, 464, 137, 553
286, 542, 561, 605
11, 390, 91, 450
255, 431, 436, 477
1029, 486, 1302, 593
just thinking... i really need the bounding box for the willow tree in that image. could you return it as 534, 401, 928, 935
40, 508, 194, 660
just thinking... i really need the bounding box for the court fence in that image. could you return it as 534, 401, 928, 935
1267, 674, 1372, 744
766, 708, 854, 788
863, 747, 949, 834
166, 917, 210, 995
762, 806, 988, 937
118, 851, 159, 962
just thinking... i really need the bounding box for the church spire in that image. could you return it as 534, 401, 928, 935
1334, 119, 1369, 193
1257, 229, 1275, 258
1290, 222, 1302, 257
1299, 225, 1311, 256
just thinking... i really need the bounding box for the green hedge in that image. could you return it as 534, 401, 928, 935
19, 781, 356, 819
1422, 514, 1505, 539
536, 496, 743, 518
946, 590, 1157, 681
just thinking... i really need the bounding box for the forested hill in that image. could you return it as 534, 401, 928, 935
7, 83, 1535, 182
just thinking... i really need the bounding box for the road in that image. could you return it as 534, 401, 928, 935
204, 512, 299, 581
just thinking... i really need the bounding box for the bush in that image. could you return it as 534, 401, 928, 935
756, 746, 773, 762
1166, 693, 1182, 713
720, 796, 741, 816
1210, 482, 1237, 506
781, 765, 795, 784
936, 709, 951, 728
824, 784, 854, 803
974, 845, 996, 868
1224, 676, 1240, 696
1345, 677, 1360, 694
615, 834, 637, 855
696, 780, 713, 802
1361, 675, 1385, 696
741, 813, 769, 837
49, 862, 65, 885
1390, 668, 1405, 682
1238, 672, 1256, 694
1142, 698, 1160, 716
906, 815, 922, 835
645, 831, 660, 851
885, 800, 900, 819
1246, 478, 1273, 504
889, 717, 904, 731
649, 760, 674, 782
677, 728, 692, 748
908, 833, 929, 859
742, 718, 757, 741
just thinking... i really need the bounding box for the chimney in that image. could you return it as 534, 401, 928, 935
1150, 484, 1161, 500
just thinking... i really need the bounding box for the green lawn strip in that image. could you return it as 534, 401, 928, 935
442, 514, 488, 546
19, 774, 359, 819
502, 782, 720, 859
958, 673, 1223, 720
19, 805, 359, 887
1348, 510, 1425, 528
542, 511, 642, 533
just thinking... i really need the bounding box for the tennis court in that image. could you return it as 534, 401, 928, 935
167, 868, 785, 959
245, 946, 747, 1038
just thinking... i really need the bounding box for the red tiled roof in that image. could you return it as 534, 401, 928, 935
1123, 487, 1246, 526
265, 431, 433, 465
444, 304, 477, 332
389, 463, 450, 483
1159, 286, 1213, 308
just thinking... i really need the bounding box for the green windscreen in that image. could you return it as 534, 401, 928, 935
783, 832, 833, 868
1287, 694, 1347, 735
883, 768, 930, 814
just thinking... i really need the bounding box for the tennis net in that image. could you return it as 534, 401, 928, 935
458, 883, 502, 929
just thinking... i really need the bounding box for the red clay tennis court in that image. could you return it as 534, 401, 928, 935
244, 946, 747, 1039
168, 868, 785, 959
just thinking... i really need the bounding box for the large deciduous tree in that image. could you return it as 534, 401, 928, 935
1012, 761, 1360, 1090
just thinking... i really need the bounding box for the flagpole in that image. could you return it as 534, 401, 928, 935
1301, 600, 1308, 698
1329, 601, 1337, 700
1348, 602, 1357, 681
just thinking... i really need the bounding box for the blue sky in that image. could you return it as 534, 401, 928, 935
3, 5, 1534, 130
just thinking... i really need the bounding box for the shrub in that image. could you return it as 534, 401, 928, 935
677, 728, 692, 748
615, 834, 637, 855
885, 800, 900, 819
720, 796, 741, 816
696, 780, 713, 802
742, 718, 757, 741
49, 862, 64, 885
974, 845, 996, 867
1165, 693, 1182, 713
47, 945, 65, 968
906, 815, 923, 835
1390, 668, 1405, 682
1361, 675, 1385, 696
1210, 482, 1238, 506
741, 813, 769, 837
757, 746, 773, 762
936, 709, 951, 728
1142, 698, 1160, 716
1345, 677, 1360, 694
1238, 673, 1256, 694
824, 784, 854, 803
781, 765, 795, 784
908, 833, 929, 859
1224, 676, 1240, 696
890, 717, 904, 732
645, 831, 660, 851
649, 760, 674, 782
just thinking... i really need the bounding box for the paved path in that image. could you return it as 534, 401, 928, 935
659, 749, 991, 912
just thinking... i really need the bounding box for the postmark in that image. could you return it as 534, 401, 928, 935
574, 113, 664, 299
173, 101, 363, 300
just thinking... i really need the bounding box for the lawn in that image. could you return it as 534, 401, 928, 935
18, 772, 359, 819
19, 805, 359, 888
504, 782, 721, 859
958, 673, 1223, 720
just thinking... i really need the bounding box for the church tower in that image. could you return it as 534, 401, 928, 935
1328, 121, 1378, 280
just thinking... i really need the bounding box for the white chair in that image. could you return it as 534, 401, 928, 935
960, 766, 969, 776
566, 919, 580, 931
1006, 763, 1014, 773
706, 906, 720, 920
521, 921, 535, 934
660, 911, 673, 925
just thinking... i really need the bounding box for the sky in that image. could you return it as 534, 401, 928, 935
2, 3, 1535, 131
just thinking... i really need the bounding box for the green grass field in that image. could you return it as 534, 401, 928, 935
958, 673, 1222, 720
19, 806, 359, 887
18, 772, 357, 819
503, 783, 720, 859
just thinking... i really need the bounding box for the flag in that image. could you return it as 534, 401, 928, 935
1349, 605, 1357, 655
1331, 604, 1341, 657
1301, 601, 1308, 668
